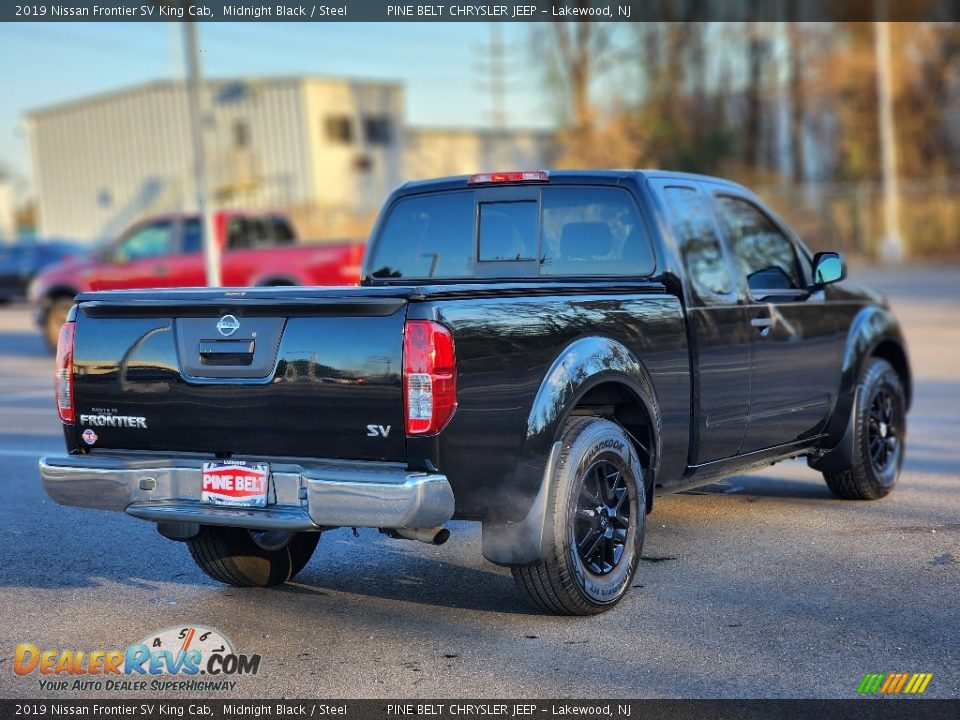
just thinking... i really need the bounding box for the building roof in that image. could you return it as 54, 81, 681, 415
406, 126, 555, 138
26, 75, 404, 119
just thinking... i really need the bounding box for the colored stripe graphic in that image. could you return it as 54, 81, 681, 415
857, 674, 886, 694
891, 673, 909, 693
858, 673, 932, 695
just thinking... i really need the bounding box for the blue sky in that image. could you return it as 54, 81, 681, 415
0, 22, 556, 197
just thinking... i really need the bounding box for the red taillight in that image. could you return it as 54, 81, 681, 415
467, 170, 549, 185
55, 321, 75, 423
403, 320, 456, 436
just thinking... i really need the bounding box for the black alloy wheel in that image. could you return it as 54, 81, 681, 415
573, 460, 631, 576
867, 387, 900, 473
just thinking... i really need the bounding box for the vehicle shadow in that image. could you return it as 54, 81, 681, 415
681, 474, 836, 500
276, 527, 541, 615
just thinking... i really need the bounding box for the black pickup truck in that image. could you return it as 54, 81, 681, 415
40, 170, 910, 615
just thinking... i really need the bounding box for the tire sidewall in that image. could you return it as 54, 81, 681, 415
188, 526, 319, 587
557, 420, 645, 607
857, 361, 906, 492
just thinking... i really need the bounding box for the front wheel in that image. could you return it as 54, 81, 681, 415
187, 526, 320, 587
823, 358, 906, 500
512, 417, 646, 615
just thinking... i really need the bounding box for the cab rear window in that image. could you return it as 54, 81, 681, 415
369, 191, 475, 280
368, 186, 654, 280
540, 187, 653, 276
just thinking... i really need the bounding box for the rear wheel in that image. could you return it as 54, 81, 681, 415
187, 526, 320, 587
512, 417, 646, 615
43, 297, 74, 353
823, 358, 906, 500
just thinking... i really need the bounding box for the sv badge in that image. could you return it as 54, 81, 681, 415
366, 424, 391, 438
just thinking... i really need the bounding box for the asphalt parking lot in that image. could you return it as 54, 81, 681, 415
0, 266, 957, 699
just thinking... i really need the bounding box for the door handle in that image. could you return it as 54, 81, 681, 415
751, 316, 772, 337
199, 339, 255, 366
154, 265, 169, 277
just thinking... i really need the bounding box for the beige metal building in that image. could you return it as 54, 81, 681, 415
404, 127, 555, 183
26, 77, 554, 242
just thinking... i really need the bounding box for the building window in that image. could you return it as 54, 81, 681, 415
363, 115, 392, 145
325, 115, 354, 144
233, 120, 250, 149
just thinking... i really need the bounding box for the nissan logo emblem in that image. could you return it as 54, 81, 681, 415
216, 314, 240, 337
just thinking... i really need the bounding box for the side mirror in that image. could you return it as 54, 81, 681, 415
812, 251, 846, 286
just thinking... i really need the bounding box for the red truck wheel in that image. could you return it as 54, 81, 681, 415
43, 298, 74, 353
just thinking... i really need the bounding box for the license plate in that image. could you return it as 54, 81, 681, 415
201, 461, 270, 507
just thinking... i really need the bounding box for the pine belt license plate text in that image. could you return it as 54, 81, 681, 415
201, 461, 270, 507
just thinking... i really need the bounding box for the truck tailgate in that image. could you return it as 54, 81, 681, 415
71, 287, 410, 462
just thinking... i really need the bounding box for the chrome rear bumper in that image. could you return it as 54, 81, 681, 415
39, 453, 455, 531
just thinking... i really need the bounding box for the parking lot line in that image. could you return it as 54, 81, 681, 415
0, 448, 57, 458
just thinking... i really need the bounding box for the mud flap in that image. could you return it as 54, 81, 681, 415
482, 441, 651, 566
808, 387, 857, 474
481, 442, 561, 566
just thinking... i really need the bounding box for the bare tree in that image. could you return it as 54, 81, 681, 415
786, 12, 806, 182
743, 21, 770, 170
538, 7, 620, 132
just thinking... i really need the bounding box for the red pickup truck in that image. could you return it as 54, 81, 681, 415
30, 210, 365, 350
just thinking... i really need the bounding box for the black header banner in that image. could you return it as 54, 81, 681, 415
2, 700, 960, 720
4, 0, 960, 23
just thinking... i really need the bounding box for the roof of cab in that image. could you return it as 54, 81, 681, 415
396, 169, 750, 195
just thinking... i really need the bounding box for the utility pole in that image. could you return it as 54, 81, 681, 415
486, 24, 507, 130
475, 24, 514, 169
183, 22, 221, 287
874, 17, 904, 263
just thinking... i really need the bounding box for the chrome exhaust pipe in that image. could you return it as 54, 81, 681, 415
393, 526, 450, 545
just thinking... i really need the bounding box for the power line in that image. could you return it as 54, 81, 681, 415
473, 24, 522, 131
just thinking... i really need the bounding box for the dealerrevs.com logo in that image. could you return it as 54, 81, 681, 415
14, 625, 260, 692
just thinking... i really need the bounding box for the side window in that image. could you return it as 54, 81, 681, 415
227, 219, 253, 250
715, 196, 803, 294
182, 219, 202, 254
540, 187, 654, 276
478, 202, 537, 261
662, 186, 732, 301
114, 221, 174, 262
267, 217, 295, 244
